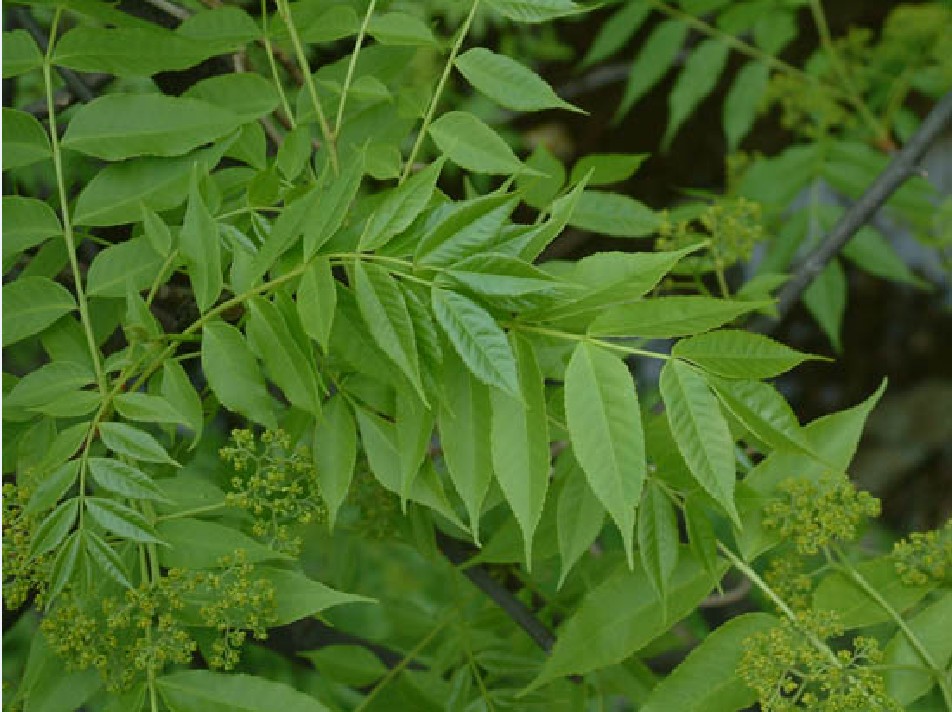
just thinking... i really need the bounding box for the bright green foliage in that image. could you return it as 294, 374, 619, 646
3, 1, 949, 710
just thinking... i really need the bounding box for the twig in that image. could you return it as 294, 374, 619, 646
753, 90, 952, 333
13, 9, 94, 103
437, 532, 556, 653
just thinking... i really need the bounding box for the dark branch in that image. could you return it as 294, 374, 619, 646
436, 532, 557, 653
753, 90, 952, 333
13, 9, 95, 103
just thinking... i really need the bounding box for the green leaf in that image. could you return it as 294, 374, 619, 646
47, 531, 85, 604
141, 205, 174, 257
684, 495, 720, 578
359, 159, 444, 251
261, 566, 372, 625
99, 422, 179, 467
516, 145, 565, 209
395, 388, 434, 508
2, 277, 77, 347
2, 197, 61, 266
441, 253, 561, 298
581, 1, 652, 68
555, 448, 605, 588
884, 592, 952, 705
570, 153, 648, 186
813, 557, 935, 629
53, 26, 216, 77
515, 177, 589, 261
30, 499, 79, 557
660, 360, 739, 525
724, 61, 769, 152
589, 297, 764, 338
273, 4, 359, 44
527, 550, 724, 692
243, 188, 317, 288
25, 461, 81, 516
87, 457, 170, 502
353, 261, 426, 401
616, 20, 688, 121
313, 395, 357, 529
297, 257, 337, 352
201, 321, 277, 429
180, 170, 223, 312
416, 193, 518, 267
527, 244, 703, 324
490, 335, 550, 566
157, 670, 331, 712
367, 12, 438, 46
83, 529, 133, 589
431, 287, 520, 396
429, 111, 527, 175
3, 108, 51, 170
707, 378, 815, 456
843, 227, 929, 288
564, 341, 645, 567
484, 0, 582, 23
673, 329, 821, 379
160, 361, 204, 447
175, 6, 260, 54
5, 361, 94, 411
85, 497, 162, 544
640, 613, 779, 711
663, 39, 730, 148
638, 481, 680, 603
86, 237, 165, 298
298, 645, 387, 688
803, 258, 846, 351
155, 518, 289, 569
184, 73, 280, 123
303, 154, 364, 259
455, 48, 583, 114
247, 297, 321, 414
568, 190, 659, 238
438, 348, 494, 544
72, 143, 228, 227
355, 409, 465, 529
3, 29, 43, 78
62, 94, 241, 161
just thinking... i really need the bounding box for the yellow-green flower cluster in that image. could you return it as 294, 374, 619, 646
657, 198, 764, 270
220, 429, 328, 555
40, 551, 276, 691
764, 556, 815, 612
738, 611, 899, 711
892, 519, 951, 587
763, 478, 880, 556
2, 481, 49, 610
195, 551, 276, 670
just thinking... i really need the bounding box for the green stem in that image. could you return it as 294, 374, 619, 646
807, 0, 889, 144
335, 0, 377, 135
260, 0, 296, 130
400, 0, 480, 183
42, 10, 107, 396
146, 249, 180, 308
155, 502, 229, 522
276, 0, 339, 173
511, 323, 671, 361
355, 616, 451, 712
834, 552, 952, 707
